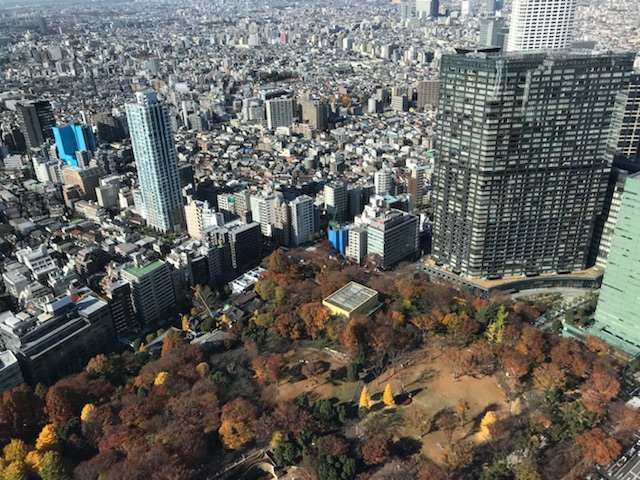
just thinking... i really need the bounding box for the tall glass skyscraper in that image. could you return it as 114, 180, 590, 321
432, 50, 634, 279
126, 91, 184, 233
591, 173, 640, 356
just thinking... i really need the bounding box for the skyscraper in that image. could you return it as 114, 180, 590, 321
612, 72, 640, 171
126, 91, 184, 233
16, 100, 55, 151
290, 195, 315, 246
432, 50, 634, 279
479, 17, 507, 48
590, 172, 640, 356
506, 0, 577, 52
325, 181, 347, 224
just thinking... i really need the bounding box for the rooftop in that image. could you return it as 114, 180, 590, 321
122, 260, 165, 280
0, 350, 18, 369
323, 281, 378, 314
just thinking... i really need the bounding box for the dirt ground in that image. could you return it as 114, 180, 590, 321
276, 341, 508, 464
374, 345, 508, 462
278, 347, 354, 403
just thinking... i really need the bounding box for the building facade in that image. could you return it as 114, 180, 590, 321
265, 97, 294, 130
432, 51, 634, 279
506, 0, 576, 52
290, 195, 315, 246
121, 259, 176, 328
591, 173, 640, 356
612, 72, 640, 171
53, 123, 97, 166
16, 100, 55, 151
126, 91, 184, 232
325, 181, 347, 224
0, 291, 116, 385
367, 210, 419, 268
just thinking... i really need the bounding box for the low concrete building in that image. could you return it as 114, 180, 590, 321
322, 282, 379, 319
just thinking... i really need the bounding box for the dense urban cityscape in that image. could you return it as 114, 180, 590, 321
0, 0, 639, 478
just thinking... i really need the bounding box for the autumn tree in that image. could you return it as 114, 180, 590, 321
501, 350, 530, 382
405, 407, 434, 437
3, 439, 28, 463
38, 451, 69, 480
479, 411, 497, 441
576, 428, 621, 466
361, 435, 389, 465
486, 304, 508, 346
442, 441, 474, 473
302, 361, 326, 385
35, 424, 60, 452
0, 385, 46, 441
417, 458, 447, 480
436, 410, 458, 446
587, 362, 620, 401
274, 313, 305, 340
251, 356, 269, 384
154, 371, 169, 386
267, 353, 287, 384
160, 332, 175, 357
86, 354, 110, 376
456, 399, 469, 427
80, 403, 96, 423
443, 348, 473, 381
585, 336, 609, 356
196, 362, 210, 378
383, 384, 395, 407
219, 397, 258, 450
359, 385, 372, 410
533, 363, 567, 395
443, 312, 480, 345
519, 325, 547, 364
25, 450, 44, 472
4, 461, 27, 480
469, 339, 497, 377
299, 302, 330, 339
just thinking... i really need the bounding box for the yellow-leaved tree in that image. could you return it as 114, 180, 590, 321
270, 431, 284, 449
196, 362, 210, 378
154, 371, 169, 386
479, 411, 497, 441
382, 384, 395, 407
25, 450, 44, 472
3, 439, 28, 463
510, 397, 523, 416
80, 403, 96, 422
359, 385, 371, 410
35, 424, 59, 452
4, 460, 27, 480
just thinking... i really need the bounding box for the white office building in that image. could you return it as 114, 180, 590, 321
265, 97, 294, 130
126, 91, 185, 233
506, 0, 577, 52
290, 195, 315, 246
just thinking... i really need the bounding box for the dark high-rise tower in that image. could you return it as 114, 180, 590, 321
16, 100, 55, 151
432, 50, 634, 279
611, 72, 640, 172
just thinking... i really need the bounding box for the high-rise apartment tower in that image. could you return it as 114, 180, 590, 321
432, 50, 634, 279
126, 91, 184, 232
